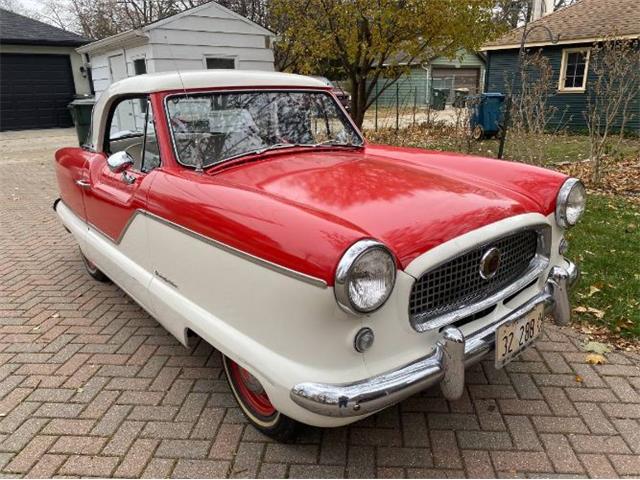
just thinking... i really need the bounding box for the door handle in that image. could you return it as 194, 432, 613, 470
121, 171, 136, 185
75, 179, 91, 188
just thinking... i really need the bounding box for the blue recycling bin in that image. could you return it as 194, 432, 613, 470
470, 93, 505, 140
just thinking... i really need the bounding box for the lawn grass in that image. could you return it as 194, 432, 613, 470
566, 195, 640, 339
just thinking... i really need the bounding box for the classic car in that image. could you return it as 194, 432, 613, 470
54, 70, 584, 441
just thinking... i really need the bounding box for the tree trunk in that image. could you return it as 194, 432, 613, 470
350, 75, 370, 129
349, 77, 363, 129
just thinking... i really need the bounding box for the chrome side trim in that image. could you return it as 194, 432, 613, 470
57, 199, 327, 289
141, 210, 328, 289
410, 224, 551, 333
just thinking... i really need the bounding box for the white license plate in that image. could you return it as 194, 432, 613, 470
495, 304, 544, 369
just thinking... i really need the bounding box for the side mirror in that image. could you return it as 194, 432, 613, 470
106, 151, 134, 173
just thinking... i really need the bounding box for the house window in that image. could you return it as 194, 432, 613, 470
559, 48, 590, 92
133, 58, 147, 75
206, 57, 236, 69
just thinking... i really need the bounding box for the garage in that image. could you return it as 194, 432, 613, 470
431, 67, 481, 92
0, 53, 76, 130
431, 67, 481, 104
0, 8, 90, 131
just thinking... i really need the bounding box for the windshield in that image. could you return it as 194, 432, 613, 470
166, 90, 363, 168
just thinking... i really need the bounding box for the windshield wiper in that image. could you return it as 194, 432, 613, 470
309, 139, 363, 148
215, 143, 303, 165
208, 141, 362, 169
256, 143, 304, 154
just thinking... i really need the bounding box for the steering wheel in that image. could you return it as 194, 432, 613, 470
124, 142, 143, 161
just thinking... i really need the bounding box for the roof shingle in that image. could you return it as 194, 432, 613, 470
484, 0, 640, 50
0, 8, 89, 47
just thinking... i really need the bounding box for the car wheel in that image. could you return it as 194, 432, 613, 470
79, 249, 109, 282
222, 355, 300, 442
472, 125, 484, 141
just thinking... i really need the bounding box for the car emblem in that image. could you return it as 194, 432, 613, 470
479, 247, 501, 280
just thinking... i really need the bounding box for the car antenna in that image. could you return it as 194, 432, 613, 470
164, 34, 204, 174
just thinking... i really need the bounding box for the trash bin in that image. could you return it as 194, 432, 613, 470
68, 96, 95, 146
452, 88, 469, 108
469, 93, 505, 140
431, 88, 448, 111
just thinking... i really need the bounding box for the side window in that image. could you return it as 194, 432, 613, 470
559, 49, 590, 91
133, 58, 147, 75
106, 96, 160, 172
309, 95, 352, 144
141, 100, 160, 172
206, 57, 235, 69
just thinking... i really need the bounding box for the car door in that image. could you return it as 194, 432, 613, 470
54, 147, 90, 221
83, 96, 161, 310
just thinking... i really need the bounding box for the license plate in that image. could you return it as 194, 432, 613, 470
495, 304, 544, 369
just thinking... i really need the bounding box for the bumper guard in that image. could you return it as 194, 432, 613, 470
291, 260, 579, 417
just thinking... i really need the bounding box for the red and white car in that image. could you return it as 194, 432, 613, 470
54, 71, 583, 441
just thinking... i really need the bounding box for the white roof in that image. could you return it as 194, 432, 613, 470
89, 70, 328, 150
105, 70, 327, 95
78, 1, 274, 54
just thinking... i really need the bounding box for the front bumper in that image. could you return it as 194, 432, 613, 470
291, 260, 579, 418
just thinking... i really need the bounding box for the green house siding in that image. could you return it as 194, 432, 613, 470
369, 49, 485, 107
485, 45, 640, 134
370, 67, 429, 107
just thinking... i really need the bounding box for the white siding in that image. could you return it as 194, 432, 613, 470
86, 2, 274, 96
146, 5, 274, 72
89, 52, 111, 98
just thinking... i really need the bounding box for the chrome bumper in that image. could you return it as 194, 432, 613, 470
291, 260, 579, 418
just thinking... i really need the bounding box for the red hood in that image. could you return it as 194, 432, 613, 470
213, 145, 567, 269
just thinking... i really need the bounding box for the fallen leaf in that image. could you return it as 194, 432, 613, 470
586, 353, 607, 365
575, 375, 584, 383
583, 341, 612, 355
588, 285, 601, 297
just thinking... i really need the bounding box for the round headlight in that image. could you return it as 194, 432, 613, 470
555, 178, 586, 228
335, 240, 396, 314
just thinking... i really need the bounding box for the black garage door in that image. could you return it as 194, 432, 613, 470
0, 53, 75, 131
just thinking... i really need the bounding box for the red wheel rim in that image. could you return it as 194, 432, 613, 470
229, 360, 276, 417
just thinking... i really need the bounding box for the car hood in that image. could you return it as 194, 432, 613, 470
214, 145, 566, 269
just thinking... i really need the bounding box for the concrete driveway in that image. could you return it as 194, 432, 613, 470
0, 129, 639, 478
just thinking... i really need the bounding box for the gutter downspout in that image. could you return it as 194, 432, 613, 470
420, 63, 430, 105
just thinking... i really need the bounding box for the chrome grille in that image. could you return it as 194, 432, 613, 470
409, 229, 540, 325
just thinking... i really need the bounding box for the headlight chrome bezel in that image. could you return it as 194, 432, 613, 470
555, 178, 586, 228
335, 239, 397, 315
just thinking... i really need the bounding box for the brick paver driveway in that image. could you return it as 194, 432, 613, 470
1, 129, 639, 478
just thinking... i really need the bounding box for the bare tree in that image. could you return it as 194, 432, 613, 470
493, 0, 577, 29
505, 50, 562, 164
583, 39, 640, 183
40, 0, 272, 39
0, 0, 43, 20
